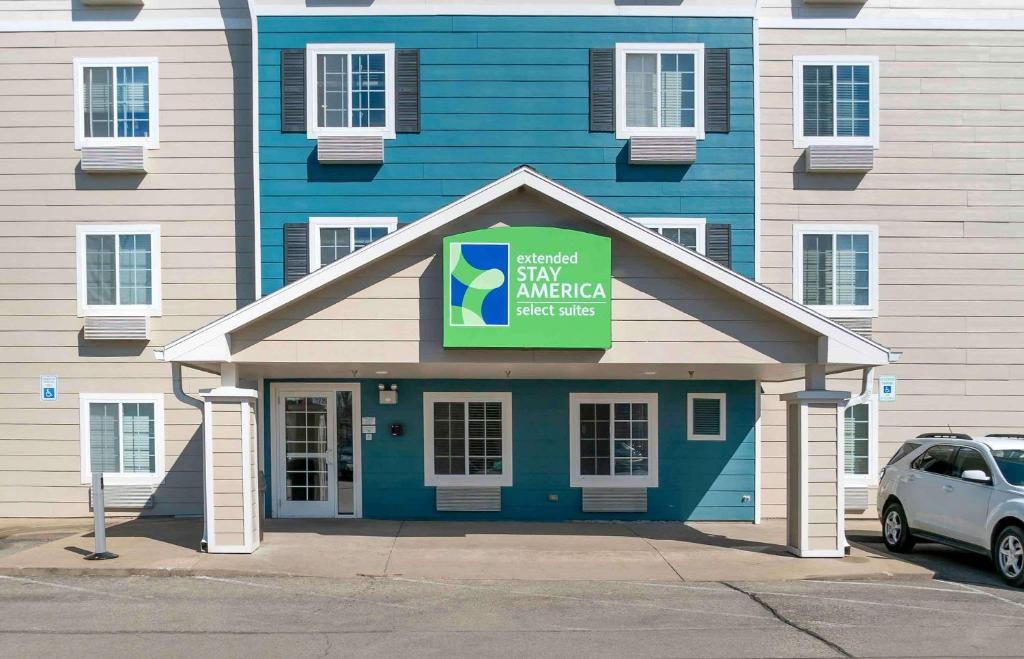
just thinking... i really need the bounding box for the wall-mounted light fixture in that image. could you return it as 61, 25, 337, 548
378, 383, 398, 405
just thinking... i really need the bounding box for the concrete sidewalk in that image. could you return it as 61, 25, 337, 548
0, 517, 933, 582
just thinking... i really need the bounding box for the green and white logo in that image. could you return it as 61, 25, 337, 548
442, 227, 611, 349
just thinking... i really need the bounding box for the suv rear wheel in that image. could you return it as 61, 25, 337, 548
882, 502, 915, 553
995, 525, 1024, 588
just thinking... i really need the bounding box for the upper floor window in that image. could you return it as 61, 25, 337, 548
307, 44, 395, 139
793, 57, 879, 149
76, 225, 161, 317
639, 218, 706, 254
569, 393, 659, 488
74, 58, 159, 149
616, 43, 705, 140
308, 217, 398, 270
793, 224, 878, 318
79, 393, 165, 485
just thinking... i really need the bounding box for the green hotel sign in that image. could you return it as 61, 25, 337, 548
443, 227, 612, 349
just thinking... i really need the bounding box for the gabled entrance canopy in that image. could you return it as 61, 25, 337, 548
159, 166, 893, 381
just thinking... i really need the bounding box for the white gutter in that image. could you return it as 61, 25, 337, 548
249, 0, 262, 301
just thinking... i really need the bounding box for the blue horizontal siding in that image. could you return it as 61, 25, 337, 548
263, 378, 756, 521
258, 15, 756, 291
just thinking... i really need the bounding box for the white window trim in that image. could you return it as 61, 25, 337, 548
73, 57, 160, 150
615, 42, 705, 140
569, 392, 659, 489
792, 223, 879, 319
76, 224, 162, 318
687, 392, 727, 441
306, 43, 396, 140
308, 216, 399, 270
636, 217, 707, 254
423, 391, 513, 487
79, 392, 165, 486
839, 393, 878, 488
792, 55, 880, 150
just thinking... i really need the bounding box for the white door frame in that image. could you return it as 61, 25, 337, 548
271, 382, 362, 518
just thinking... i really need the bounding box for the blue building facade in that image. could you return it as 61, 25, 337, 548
254, 13, 759, 523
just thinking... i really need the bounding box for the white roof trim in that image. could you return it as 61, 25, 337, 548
161, 167, 891, 366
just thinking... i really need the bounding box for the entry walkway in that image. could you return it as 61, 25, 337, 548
0, 518, 930, 581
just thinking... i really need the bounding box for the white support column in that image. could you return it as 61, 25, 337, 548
780, 389, 850, 558
200, 386, 260, 554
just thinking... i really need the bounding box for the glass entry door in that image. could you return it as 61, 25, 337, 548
273, 384, 361, 518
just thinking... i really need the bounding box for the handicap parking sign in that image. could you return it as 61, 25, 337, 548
879, 375, 896, 402
39, 375, 58, 402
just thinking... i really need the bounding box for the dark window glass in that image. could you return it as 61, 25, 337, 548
911, 445, 956, 476
992, 449, 1024, 487
887, 441, 920, 466
952, 448, 991, 481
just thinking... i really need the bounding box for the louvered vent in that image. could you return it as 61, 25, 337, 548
692, 398, 722, 437
81, 145, 146, 173
581, 488, 647, 513
436, 487, 501, 512
81, 0, 144, 5
805, 145, 874, 173
84, 315, 149, 341
90, 485, 156, 509
845, 487, 869, 511
629, 136, 696, 165
317, 135, 384, 164
834, 317, 873, 339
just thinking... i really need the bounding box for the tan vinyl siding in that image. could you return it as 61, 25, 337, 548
761, 1, 1024, 21
760, 28, 1024, 519
0, 28, 252, 517
0, 1, 250, 24
231, 191, 820, 368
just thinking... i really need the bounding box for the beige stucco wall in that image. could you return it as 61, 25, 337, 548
0, 28, 252, 517
759, 27, 1024, 518
231, 190, 821, 370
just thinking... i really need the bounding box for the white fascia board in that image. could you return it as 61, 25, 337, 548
161, 167, 891, 367
0, 18, 250, 33
760, 17, 1024, 31
254, 1, 757, 18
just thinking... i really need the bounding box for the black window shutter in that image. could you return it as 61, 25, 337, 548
589, 48, 615, 132
280, 49, 306, 133
283, 223, 309, 284
692, 398, 722, 436
706, 223, 732, 269
705, 48, 730, 133
396, 49, 421, 133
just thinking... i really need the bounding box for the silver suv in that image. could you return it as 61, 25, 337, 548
877, 433, 1024, 587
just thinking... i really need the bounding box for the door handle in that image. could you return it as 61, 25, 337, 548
942, 484, 954, 493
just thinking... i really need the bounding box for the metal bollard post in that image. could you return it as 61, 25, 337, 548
85, 471, 118, 561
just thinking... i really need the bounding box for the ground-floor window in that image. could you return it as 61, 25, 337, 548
843, 396, 877, 485
569, 393, 659, 488
79, 393, 164, 485
687, 393, 726, 441
423, 392, 513, 487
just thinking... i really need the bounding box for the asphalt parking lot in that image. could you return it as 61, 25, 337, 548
2, 567, 1023, 658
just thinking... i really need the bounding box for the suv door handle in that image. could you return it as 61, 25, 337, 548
942, 484, 954, 492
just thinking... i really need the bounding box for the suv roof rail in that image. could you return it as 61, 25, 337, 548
916, 432, 974, 440
986, 433, 1024, 439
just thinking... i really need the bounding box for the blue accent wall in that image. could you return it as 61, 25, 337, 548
257, 15, 756, 293
263, 379, 756, 521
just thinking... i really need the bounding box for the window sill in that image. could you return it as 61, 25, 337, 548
570, 476, 658, 489
425, 475, 511, 488
617, 128, 704, 141
808, 305, 878, 320
688, 434, 725, 442
82, 473, 162, 487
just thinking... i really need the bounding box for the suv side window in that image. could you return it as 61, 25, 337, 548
952, 448, 991, 481
911, 445, 957, 476
887, 441, 921, 466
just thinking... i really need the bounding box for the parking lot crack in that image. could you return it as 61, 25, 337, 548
722, 582, 852, 658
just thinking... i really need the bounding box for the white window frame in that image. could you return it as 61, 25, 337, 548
79, 393, 165, 486
839, 393, 878, 487
637, 217, 707, 254
616, 42, 705, 141
308, 216, 399, 270
423, 391, 513, 487
306, 43, 396, 140
687, 392, 727, 442
76, 224, 162, 317
73, 57, 160, 150
569, 393, 659, 489
792, 223, 879, 319
792, 56, 880, 149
